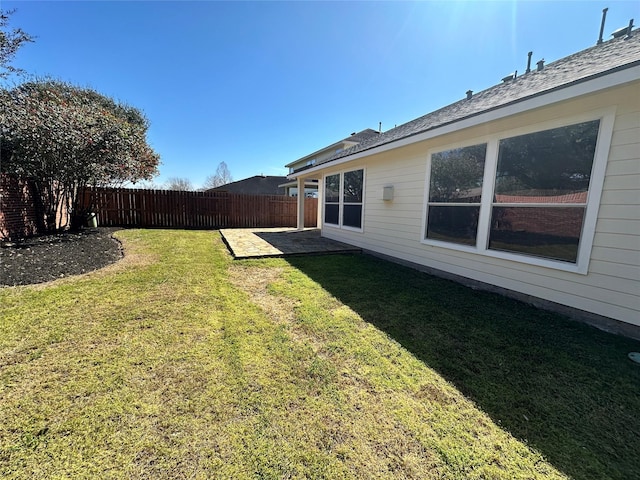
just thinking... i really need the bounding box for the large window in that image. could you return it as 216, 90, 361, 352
324, 174, 340, 225
426, 144, 486, 245
423, 117, 607, 270
489, 120, 599, 263
324, 169, 364, 230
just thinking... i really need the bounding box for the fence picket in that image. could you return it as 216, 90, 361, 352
79, 187, 317, 229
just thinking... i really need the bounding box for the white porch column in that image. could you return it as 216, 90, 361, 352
296, 176, 305, 231
316, 176, 323, 229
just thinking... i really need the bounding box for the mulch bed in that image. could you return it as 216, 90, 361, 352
0, 228, 123, 287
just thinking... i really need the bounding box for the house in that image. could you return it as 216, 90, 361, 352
0, 174, 70, 240
0, 174, 40, 240
208, 175, 288, 195
288, 27, 640, 337
279, 129, 380, 197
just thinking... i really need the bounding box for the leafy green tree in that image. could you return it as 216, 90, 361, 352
0, 80, 160, 230
0, 9, 35, 79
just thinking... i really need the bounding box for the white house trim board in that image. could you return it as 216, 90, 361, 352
476, 139, 499, 251
576, 107, 617, 272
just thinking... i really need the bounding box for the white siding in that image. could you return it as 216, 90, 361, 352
320, 81, 640, 327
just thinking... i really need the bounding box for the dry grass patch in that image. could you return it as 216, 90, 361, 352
228, 261, 565, 479
0, 230, 600, 478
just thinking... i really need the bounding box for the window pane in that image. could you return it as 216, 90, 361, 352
495, 120, 599, 200
426, 206, 480, 246
429, 144, 486, 203
343, 205, 362, 229
325, 174, 340, 203
324, 204, 339, 225
344, 169, 363, 203
489, 206, 585, 262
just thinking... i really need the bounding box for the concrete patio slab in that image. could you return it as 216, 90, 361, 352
220, 228, 361, 259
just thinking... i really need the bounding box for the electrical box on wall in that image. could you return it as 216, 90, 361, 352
382, 185, 394, 201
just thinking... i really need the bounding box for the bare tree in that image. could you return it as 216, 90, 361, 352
164, 177, 193, 191
136, 180, 162, 190
202, 161, 233, 189
0, 9, 35, 79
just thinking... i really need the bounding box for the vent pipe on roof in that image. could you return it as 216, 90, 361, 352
597, 8, 608, 45
526, 51, 533, 73
466, 90, 473, 100
612, 19, 635, 38
626, 19, 635, 39
502, 71, 517, 82
379, 121, 382, 133
537, 59, 545, 71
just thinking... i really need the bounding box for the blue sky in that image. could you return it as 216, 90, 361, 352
4, 1, 639, 188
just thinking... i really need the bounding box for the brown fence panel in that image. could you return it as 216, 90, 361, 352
304, 198, 318, 227
79, 188, 318, 229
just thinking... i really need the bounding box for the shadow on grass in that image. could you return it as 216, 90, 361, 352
254, 230, 360, 256
287, 253, 640, 480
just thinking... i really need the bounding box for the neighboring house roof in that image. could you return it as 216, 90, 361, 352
310, 29, 640, 170
285, 128, 380, 169
208, 175, 288, 195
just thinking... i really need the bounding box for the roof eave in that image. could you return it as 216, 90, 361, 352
290, 64, 640, 178
278, 180, 319, 188
284, 139, 358, 168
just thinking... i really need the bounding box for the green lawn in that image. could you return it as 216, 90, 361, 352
1, 229, 638, 479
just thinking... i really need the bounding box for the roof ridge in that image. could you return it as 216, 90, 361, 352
310, 28, 640, 168
545, 26, 639, 68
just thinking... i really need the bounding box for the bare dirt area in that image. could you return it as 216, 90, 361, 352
0, 228, 123, 286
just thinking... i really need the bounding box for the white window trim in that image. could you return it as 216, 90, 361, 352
324, 173, 340, 227
322, 168, 365, 233
420, 107, 616, 274
423, 142, 487, 248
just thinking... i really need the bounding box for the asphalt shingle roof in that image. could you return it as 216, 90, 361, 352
343, 128, 380, 144
285, 128, 380, 170
316, 29, 640, 168
208, 176, 288, 195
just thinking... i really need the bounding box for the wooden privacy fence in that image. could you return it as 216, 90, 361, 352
79, 188, 317, 229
